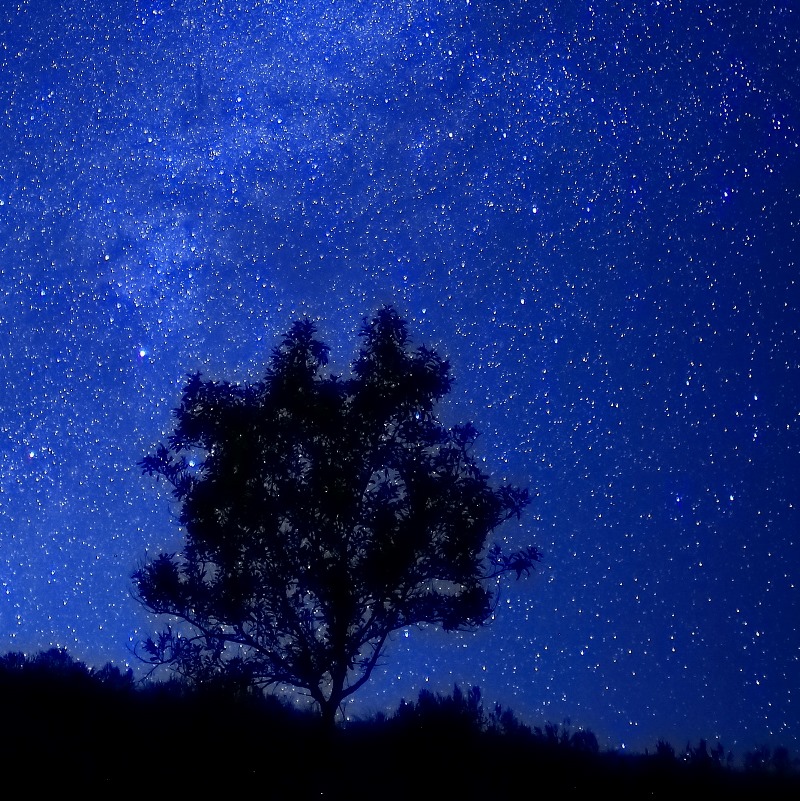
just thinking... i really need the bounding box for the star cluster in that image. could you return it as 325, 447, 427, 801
0, 0, 798, 757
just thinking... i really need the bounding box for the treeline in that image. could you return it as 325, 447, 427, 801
0, 648, 798, 798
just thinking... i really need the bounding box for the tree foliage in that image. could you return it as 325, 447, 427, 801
133, 306, 539, 723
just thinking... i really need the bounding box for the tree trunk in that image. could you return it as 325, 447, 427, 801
320, 697, 338, 731
311, 690, 342, 799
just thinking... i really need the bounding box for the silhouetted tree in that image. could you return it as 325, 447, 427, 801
654, 739, 677, 763
744, 744, 772, 773
393, 685, 487, 733
770, 746, 795, 776
684, 738, 728, 772
744, 744, 797, 775
133, 307, 539, 725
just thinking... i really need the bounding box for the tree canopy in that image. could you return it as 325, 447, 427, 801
134, 306, 540, 724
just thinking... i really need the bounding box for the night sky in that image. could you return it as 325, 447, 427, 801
1, 0, 798, 758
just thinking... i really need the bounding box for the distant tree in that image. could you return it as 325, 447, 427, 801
0, 648, 133, 692
770, 746, 795, 776
90, 662, 135, 692
744, 744, 797, 775
133, 306, 539, 725
569, 727, 600, 755
684, 738, 727, 771
393, 685, 487, 733
0, 650, 28, 675
654, 739, 677, 763
488, 702, 532, 738
533, 719, 599, 754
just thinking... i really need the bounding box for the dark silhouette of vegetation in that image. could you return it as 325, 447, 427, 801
1, 650, 798, 797
133, 307, 540, 725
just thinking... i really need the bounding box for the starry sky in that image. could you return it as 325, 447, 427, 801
1, 0, 798, 758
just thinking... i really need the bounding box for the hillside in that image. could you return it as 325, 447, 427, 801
0, 649, 797, 798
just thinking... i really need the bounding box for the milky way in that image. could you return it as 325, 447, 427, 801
0, 0, 798, 757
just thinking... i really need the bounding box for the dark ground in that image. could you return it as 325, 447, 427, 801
1, 649, 797, 798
